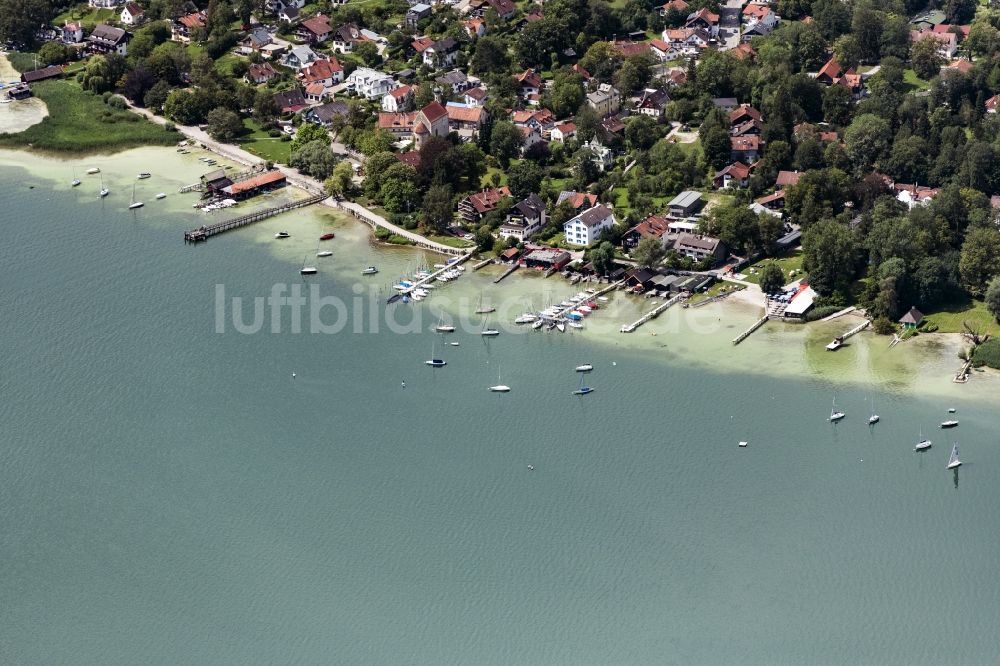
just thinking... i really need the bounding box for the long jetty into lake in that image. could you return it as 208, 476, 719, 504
835, 319, 870, 342
334, 200, 466, 256
183, 193, 328, 242
732, 314, 769, 345
620, 293, 682, 333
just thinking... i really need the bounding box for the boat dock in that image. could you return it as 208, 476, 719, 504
183, 193, 327, 242
493, 263, 520, 283
400, 252, 475, 295
837, 319, 870, 343
732, 314, 768, 345
554, 281, 622, 319
620, 294, 682, 333
472, 257, 493, 271
179, 165, 265, 194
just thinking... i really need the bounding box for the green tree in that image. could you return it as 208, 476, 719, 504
985, 276, 1000, 322
821, 84, 852, 126
206, 107, 244, 141
489, 120, 523, 166
944, 0, 977, 24
625, 115, 661, 151
353, 40, 380, 67
759, 262, 785, 294
422, 184, 454, 233
910, 37, 943, 80
471, 36, 510, 74
632, 236, 665, 268
291, 122, 328, 153
324, 160, 354, 198
590, 241, 615, 274
801, 218, 857, 295
252, 88, 279, 125
289, 140, 337, 180
699, 108, 732, 170
355, 130, 394, 156
507, 161, 543, 200
843, 113, 891, 174
474, 224, 494, 252
959, 227, 1000, 296
545, 72, 585, 118
37, 41, 70, 65
0, 0, 52, 47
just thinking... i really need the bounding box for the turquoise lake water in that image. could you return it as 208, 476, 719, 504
2, 154, 1000, 664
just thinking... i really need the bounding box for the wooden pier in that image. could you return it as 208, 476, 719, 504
620, 294, 682, 333
399, 252, 476, 295
472, 257, 493, 271
820, 306, 856, 321
183, 193, 328, 242
493, 262, 520, 283
838, 319, 870, 342
553, 281, 623, 320
732, 314, 768, 345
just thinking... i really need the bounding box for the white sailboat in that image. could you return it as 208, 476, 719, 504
829, 397, 845, 422
481, 314, 499, 337
99, 174, 109, 198
868, 395, 880, 425
575, 364, 593, 372
947, 443, 962, 469
475, 291, 495, 314
128, 182, 144, 209
425, 338, 446, 367
300, 255, 317, 275
914, 427, 931, 451
433, 315, 455, 333
488, 363, 510, 392
572, 374, 594, 396
71, 168, 80, 187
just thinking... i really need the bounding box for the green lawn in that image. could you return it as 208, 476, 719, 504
428, 234, 474, 248
0, 80, 178, 153
903, 69, 931, 92
53, 6, 116, 28
214, 52, 245, 77
238, 119, 291, 163
740, 249, 805, 285
480, 166, 508, 188
922, 298, 999, 336
675, 138, 702, 156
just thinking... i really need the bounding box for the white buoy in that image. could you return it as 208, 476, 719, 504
527, 465, 534, 470
292, 373, 296, 378
401, 381, 406, 388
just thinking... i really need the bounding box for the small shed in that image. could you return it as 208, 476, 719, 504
899, 306, 924, 330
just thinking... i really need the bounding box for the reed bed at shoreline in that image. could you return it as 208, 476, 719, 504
0, 80, 177, 154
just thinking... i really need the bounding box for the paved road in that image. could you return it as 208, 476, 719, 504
717, 0, 743, 51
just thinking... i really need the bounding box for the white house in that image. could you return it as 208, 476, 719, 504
550, 121, 577, 143
381, 85, 413, 112
120, 2, 143, 25
282, 45, 318, 70
500, 193, 547, 241
582, 138, 614, 172
564, 204, 616, 246
345, 67, 395, 99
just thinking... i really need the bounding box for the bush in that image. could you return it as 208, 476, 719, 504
164, 122, 176, 132
971, 339, 1000, 369
804, 305, 842, 322
106, 95, 127, 110
268, 128, 282, 137
872, 316, 896, 335
280, 134, 291, 141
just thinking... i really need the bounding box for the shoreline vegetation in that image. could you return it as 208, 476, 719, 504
0, 79, 177, 153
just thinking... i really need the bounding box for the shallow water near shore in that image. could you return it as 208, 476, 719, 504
0, 53, 49, 133
3, 148, 1000, 664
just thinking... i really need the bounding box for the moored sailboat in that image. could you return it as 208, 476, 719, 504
829, 397, 845, 422
947, 443, 962, 469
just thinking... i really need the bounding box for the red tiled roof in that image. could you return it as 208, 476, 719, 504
377, 112, 416, 129
411, 36, 435, 52
818, 58, 841, 80
419, 101, 448, 123
775, 170, 802, 186
446, 105, 484, 123
301, 15, 332, 35
465, 187, 511, 213
226, 170, 286, 194
178, 12, 206, 28
299, 58, 342, 83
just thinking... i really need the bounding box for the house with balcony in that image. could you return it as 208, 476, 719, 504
500, 193, 547, 241
564, 204, 616, 246
298, 14, 333, 44
459, 187, 512, 222
382, 85, 413, 112
586, 84, 620, 117
172, 12, 206, 43
345, 67, 395, 99
88, 24, 130, 55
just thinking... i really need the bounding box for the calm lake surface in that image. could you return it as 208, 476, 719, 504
2, 151, 1000, 664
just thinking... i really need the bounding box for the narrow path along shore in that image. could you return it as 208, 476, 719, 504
126, 103, 463, 255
